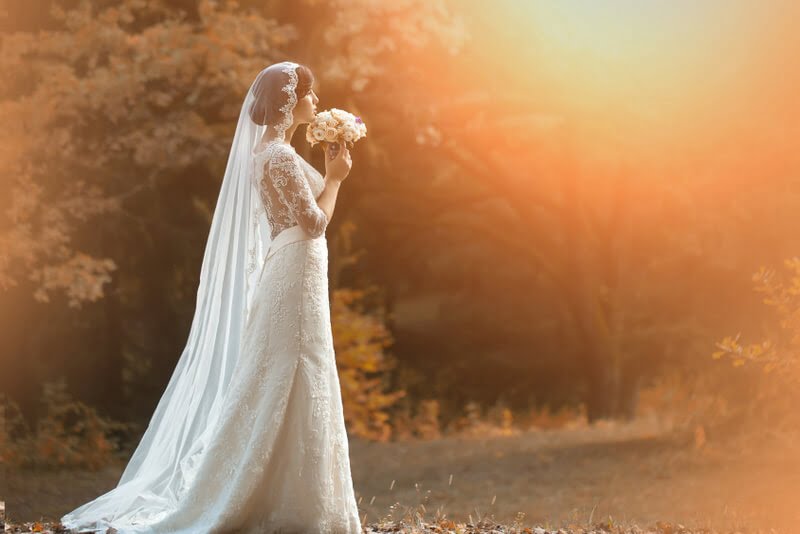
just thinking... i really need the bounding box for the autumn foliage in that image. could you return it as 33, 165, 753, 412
0, 0, 293, 305
0, 0, 423, 452
709, 258, 800, 440
331, 287, 406, 441
4, 0, 800, 460
1, 378, 130, 469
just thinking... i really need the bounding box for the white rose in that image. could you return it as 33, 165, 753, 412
343, 130, 354, 142
312, 128, 326, 141
324, 128, 338, 142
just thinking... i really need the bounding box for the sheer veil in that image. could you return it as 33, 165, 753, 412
61, 61, 301, 530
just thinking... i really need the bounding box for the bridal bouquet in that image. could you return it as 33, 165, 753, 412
306, 108, 367, 149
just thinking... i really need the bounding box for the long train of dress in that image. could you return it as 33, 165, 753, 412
61, 223, 362, 533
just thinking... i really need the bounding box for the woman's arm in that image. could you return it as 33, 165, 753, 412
315, 140, 353, 227
314, 179, 342, 227
267, 147, 329, 238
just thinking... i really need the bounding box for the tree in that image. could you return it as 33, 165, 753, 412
0, 0, 293, 305
1, 0, 456, 432
712, 258, 800, 436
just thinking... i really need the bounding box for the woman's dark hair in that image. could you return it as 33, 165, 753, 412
249, 64, 314, 126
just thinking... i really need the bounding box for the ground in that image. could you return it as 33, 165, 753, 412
5, 417, 798, 533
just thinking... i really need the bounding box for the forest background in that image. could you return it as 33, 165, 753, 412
3, 0, 800, 471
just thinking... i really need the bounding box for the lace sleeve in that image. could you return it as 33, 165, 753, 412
266, 146, 329, 239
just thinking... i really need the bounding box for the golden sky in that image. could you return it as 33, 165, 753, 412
459, 0, 800, 186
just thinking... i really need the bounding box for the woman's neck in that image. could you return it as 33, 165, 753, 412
261, 122, 299, 145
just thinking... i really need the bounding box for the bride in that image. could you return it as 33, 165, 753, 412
60, 61, 361, 533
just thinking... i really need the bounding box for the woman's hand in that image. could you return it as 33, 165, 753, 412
323, 141, 352, 183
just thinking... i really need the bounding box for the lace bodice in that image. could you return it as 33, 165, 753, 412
254, 141, 328, 240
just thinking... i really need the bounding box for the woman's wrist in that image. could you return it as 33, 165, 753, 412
324, 175, 343, 186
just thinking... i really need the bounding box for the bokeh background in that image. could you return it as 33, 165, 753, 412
2, 0, 800, 531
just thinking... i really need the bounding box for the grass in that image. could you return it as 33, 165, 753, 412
4, 415, 798, 533
1, 511, 787, 533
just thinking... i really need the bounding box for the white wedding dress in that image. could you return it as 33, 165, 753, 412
61, 140, 362, 533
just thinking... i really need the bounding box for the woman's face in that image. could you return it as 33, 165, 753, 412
294, 86, 319, 124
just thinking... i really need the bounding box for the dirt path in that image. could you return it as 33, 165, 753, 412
349, 418, 799, 532
6, 418, 799, 532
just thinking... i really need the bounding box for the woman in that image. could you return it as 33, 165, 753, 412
60, 61, 361, 533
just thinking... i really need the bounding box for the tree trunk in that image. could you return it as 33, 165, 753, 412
96, 276, 126, 420
617, 364, 641, 420
585, 351, 616, 422
585, 351, 641, 422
